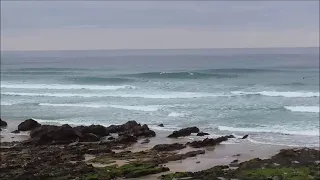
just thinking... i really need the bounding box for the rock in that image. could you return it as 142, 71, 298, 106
241, 135, 249, 139
196, 132, 210, 136
167, 126, 200, 138
28, 124, 83, 145
116, 134, 137, 144
225, 135, 236, 138
231, 159, 239, 163
158, 123, 164, 127
106, 121, 156, 138
187, 136, 230, 148
11, 130, 20, 134
18, 119, 41, 131
107, 136, 115, 140
0, 119, 8, 127
152, 143, 186, 151
75, 125, 109, 137
233, 154, 241, 157
141, 139, 150, 144
80, 133, 100, 142
196, 161, 201, 164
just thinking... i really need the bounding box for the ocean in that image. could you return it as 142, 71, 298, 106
1, 48, 319, 147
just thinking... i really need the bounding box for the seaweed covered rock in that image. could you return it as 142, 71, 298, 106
167, 126, 200, 138
106, 121, 156, 138
18, 119, 41, 131
152, 143, 186, 151
28, 124, 83, 145
187, 135, 230, 148
75, 124, 109, 137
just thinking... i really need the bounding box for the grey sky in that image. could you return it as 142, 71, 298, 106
1, 1, 319, 51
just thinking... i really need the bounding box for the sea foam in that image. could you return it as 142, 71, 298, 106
284, 106, 319, 113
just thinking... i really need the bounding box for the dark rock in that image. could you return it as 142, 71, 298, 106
0, 119, 8, 127
158, 123, 164, 127
75, 125, 109, 137
233, 154, 241, 157
196, 161, 201, 164
241, 134, 249, 139
18, 119, 41, 131
231, 159, 239, 163
80, 133, 100, 142
107, 136, 115, 140
225, 135, 236, 138
152, 143, 186, 151
168, 126, 200, 138
141, 139, 150, 144
28, 124, 82, 145
106, 121, 156, 138
11, 130, 20, 134
187, 136, 230, 148
197, 132, 210, 136
116, 134, 137, 144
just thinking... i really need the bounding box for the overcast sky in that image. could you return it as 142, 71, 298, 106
1, 1, 319, 51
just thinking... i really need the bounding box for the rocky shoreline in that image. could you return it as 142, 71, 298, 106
1, 119, 319, 180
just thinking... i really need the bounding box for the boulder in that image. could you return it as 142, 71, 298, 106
116, 134, 137, 144
187, 135, 230, 148
28, 124, 83, 145
158, 123, 164, 127
196, 132, 210, 136
152, 143, 186, 151
225, 135, 236, 138
241, 135, 249, 139
106, 121, 156, 138
75, 125, 109, 137
0, 119, 8, 127
79, 133, 100, 142
18, 119, 41, 131
167, 126, 200, 138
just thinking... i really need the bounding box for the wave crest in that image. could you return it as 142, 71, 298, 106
232, 91, 319, 98
284, 106, 319, 113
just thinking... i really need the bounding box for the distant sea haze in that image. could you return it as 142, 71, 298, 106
1, 48, 319, 147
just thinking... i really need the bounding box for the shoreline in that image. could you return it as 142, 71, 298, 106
1, 119, 319, 180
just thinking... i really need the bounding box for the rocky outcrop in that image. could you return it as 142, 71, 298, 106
152, 143, 186, 151
106, 121, 156, 138
75, 125, 109, 137
115, 134, 138, 144
196, 132, 210, 136
28, 124, 83, 145
167, 126, 200, 138
18, 119, 41, 131
0, 119, 8, 127
158, 123, 164, 127
187, 135, 230, 148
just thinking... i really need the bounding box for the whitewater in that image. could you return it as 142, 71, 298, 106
1, 48, 319, 147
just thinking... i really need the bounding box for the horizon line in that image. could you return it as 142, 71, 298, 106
1, 46, 319, 53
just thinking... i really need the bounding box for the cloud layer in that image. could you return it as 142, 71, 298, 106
1, 1, 319, 51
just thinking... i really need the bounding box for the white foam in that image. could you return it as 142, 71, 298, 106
39, 103, 162, 112
218, 125, 319, 136
1, 101, 16, 106
1, 83, 134, 90
2, 91, 226, 99
284, 106, 319, 113
232, 91, 319, 98
168, 112, 186, 117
